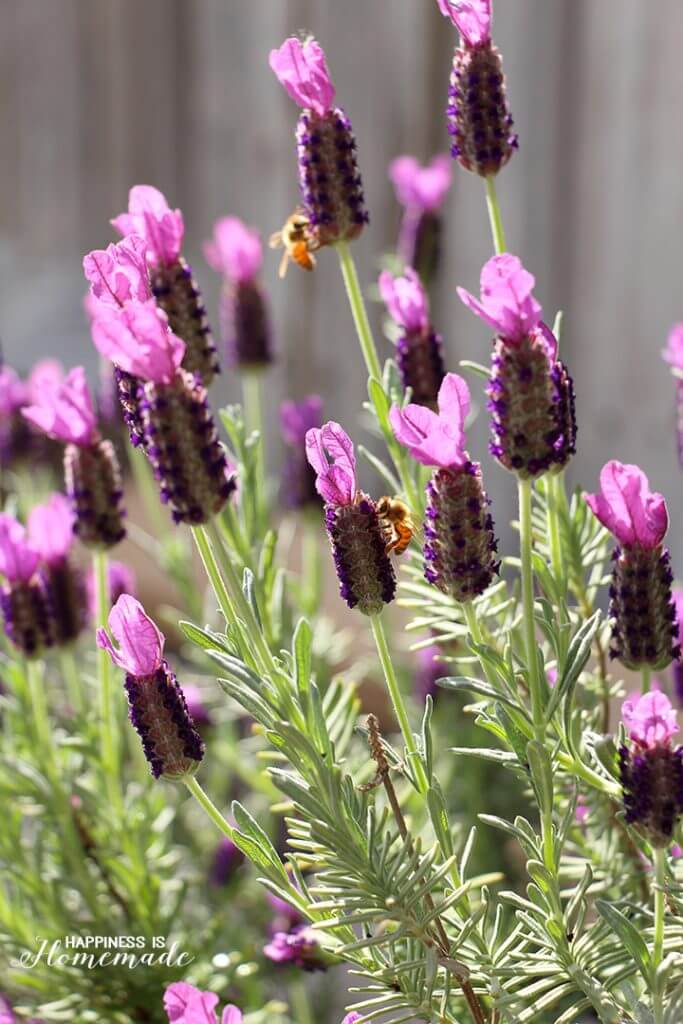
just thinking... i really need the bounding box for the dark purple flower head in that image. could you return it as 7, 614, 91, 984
280, 396, 323, 448
264, 925, 326, 971
415, 644, 443, 703
209, 836, 244, 886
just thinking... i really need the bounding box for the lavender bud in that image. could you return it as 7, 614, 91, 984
488, 336, 577, 478
397, 210, 442, 287
396, 329, 446, 408
324, 496, 396, 615
620, 743, 683, 848
423, 462, 499, 601
0, 579, 54, 658
124, 661, 205, 780
220, 280, 273, 369
297, 109, 368, 246
151, 257, 220, 386
447, 42, 518, 177
141, 370, 236, 525
115, 367, 145, 449
608, 545, 679, 670
42, 560, 85, 647
64, 439, 126, 549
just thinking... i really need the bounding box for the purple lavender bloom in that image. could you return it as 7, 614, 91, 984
389, 154, 451, 282
662, 324, 683, 468
342, 1015, 362, 1024
280, 395, 323, 509
264, 925, 325, 971
267, 889, 304, 933
673, 589, 683, 703
379, 269, 446, 407
619, 690, 683, 847
209, 836, 244, 886
305, 422, 396, 615
415, 644, 443, 703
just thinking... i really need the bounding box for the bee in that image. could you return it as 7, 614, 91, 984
269, 208, 320, 278
376, 496, 415, 556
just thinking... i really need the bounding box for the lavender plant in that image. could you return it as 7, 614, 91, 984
2, 2, 683, 1023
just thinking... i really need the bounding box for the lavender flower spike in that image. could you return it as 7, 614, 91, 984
305, 422, 395, 615
379, 268, 446, 408
438, 0, 518, 177
585, 462, 678, 671
280, 395, 323, 509
618, 690, 683, 847
28, 493, 85, 647
662, 323, 683, 468
458, 254, 576, 478
97, 595, 204, 780
0, 514, 54, 658
391, 373, 499, 602
270, 38, 368, 247
389, 154, 452, 282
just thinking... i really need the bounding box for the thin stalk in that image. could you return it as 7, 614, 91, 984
547, 473, 565, 595
485, 175, 507, 255
369, 613, 429, 794
191, 523, 239, 626
94, 549, 121, 806
642, 665, 652, 695
653, 847, 666, 1022
336, 240, 383, 381
288, 980, 315, 1024
184, 774, 235, 840
242, 369, 267, 529
59, 648, 83, 716
518, 478, 543, 740
27, 659, 53, 758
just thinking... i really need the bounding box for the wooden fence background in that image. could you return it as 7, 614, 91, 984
2, 0, 683, 560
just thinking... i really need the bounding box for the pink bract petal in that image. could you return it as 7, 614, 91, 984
269, 37, 336, 116
279, 395, 323, 446
662, 323, 683, 372
91, 299, 185, 384
203, 217, 262, 282
112, 185, 184, 266
83, 234, 151, 309
585, 461, 668, 549
622, 690, 678, 748
305, 422, 357, 505
28, 494, 74, 566
163, 983, 220, 1024
457, 254, 543, 344
27, 359, 64, 402
0, 514, 40, 583
96, 594, 165, 677
379, 269, 429, 333
220, 1009, 243, 1024
435, 0, 492, 45
22, 366, 97, 446
390, 372, 470, 469
389, 154, 452, 213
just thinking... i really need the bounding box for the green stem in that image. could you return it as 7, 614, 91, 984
184, 774, 235, 840
370, 613, 429, 794
485, 175, 507, 255
547, 473, 565, 595
191, 524, 238, 627
94, 550, 120, 804
288, 979, 315, 1024
642, 665, 652, 695
653, 847, 666, 1019
518, 478, 543, 740
59, 648, 83, 716
242, 369, 267, 529
336, 240, 383, 381
27, 659, 53, 759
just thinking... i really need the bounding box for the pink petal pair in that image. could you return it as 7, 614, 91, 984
269, 37, 336, 116
0, 367, 28, 415
96, 594, 165, 677
389, 154, 452, 213
379, 269, 429, 333
585, 461, 668, 549
27, 494, 74, 567
112, 185, 184, 267
622, 690, 678, 748
91, 300, 186, 384
305, 422, 357, 505
0, 514, 40, 583
163, 983, 241, 1024
435, 0, 492, 46
22, 366, 98, 447
457, 254, 546, 347
83, 234, 151, 309
662, 323, 683, 372
390, 373, 470, 469
203, 217, 262, 283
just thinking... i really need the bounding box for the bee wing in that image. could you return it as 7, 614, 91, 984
278, 250, 290, 279
268, 230, 283, 249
